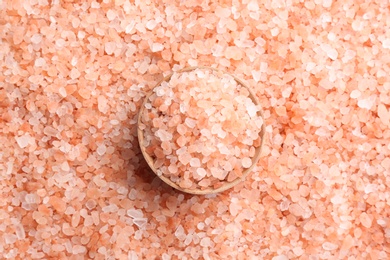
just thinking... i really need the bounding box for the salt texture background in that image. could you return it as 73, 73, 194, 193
1, 0, 390, 259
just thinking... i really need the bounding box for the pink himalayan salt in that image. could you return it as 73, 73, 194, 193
3, 1, 389, 259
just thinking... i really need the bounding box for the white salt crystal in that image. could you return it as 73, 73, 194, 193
364, 184, 377, 194
218, 144, 230, 155
321, 44, 338, 60
97, 144, 107, 155
133, 218, 147, 229
34, 58, 46, 67
247, 1, 259, 11
322, 0, 332, 8
127, 209, 144, 219
322, 242, 338, 250
331, 194, 344, 204
61, 161, 70, 171
382, 39, 390, 49
215, 6, 231, 18
242, 157, 252, 168
306, 62, 316, 72
59, 87, 67, 97
6, 161, 14, 175
246, 103, 258, 117
15, 225, 26, 240
25, 194, 36, 204
357, 96, 376, 110
31, 34, 42, 44
200, 237, 211, 247
184, 118, 196, 128
223, 162, 233, 171
168, 164, 178, 174
106, 10, 116, 21
15, 135, 30, 148
176, 147, 187, 155
104, 42, 116, 55
155, 129, 173, 141
151, 43, 164, 52
190, 158, 201, 167
146, 20, 158, 30
196, 168, 207, 178
350, 90, 361, 99
252, 70, 261, 82
282, 87, 292, 98
326, 48, 338, 60
125, 21, 136, 33
175, 225, 185, 239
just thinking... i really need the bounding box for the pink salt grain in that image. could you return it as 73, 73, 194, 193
241, 157, 252, 168
359, 212, 373, 228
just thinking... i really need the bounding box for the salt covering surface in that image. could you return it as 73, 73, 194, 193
0, 0, 389, 259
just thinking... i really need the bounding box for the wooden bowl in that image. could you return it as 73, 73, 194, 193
137, 66, 265, 195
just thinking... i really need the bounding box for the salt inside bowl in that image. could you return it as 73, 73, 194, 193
137, 67, 265, 194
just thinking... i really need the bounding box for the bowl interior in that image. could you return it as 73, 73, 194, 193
137, 66, 266, 195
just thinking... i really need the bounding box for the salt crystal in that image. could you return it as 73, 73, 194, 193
200, 237, 211, 247
155, 129, 173, 141
178, 153, 192, 165
168, 164, 178, 174
127, 209, 144, 219
241, 157, 252, 168
25, 194, 36, 204
31, 34, 42, 44
104, 42, 116, 55
322, 0, 332, 8
133, 218, 147, 229
218, 144, 230, 155
357, 96, 376, 110
146, 20, 158, 30
97, 144, 107, 155
378, 104, 390, 125
34, 57, 46, 67
59, 87, 67, 97
196, 168, 207, 178
15, 225, 25, 240
177, 124, 187, 135
350, 90, 361, 99
246, 103, 258, 117
360, 212, 372, 228
215, 6, 231, 18
151, 43, 164, 52
61, 161, 70, 171
322, 242, 338, 250
44, 126, 58, 137
190, 158, 201, 167
70, 68, 81, 79
184, 118, 196, 128
247, 1, 259, 11
5, 161, 14, 175
321, 44, 338, 60
364, 184, 377, 194
382, 39, 390, 49
15, 135, 30, 148
174, 225, 185, 239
